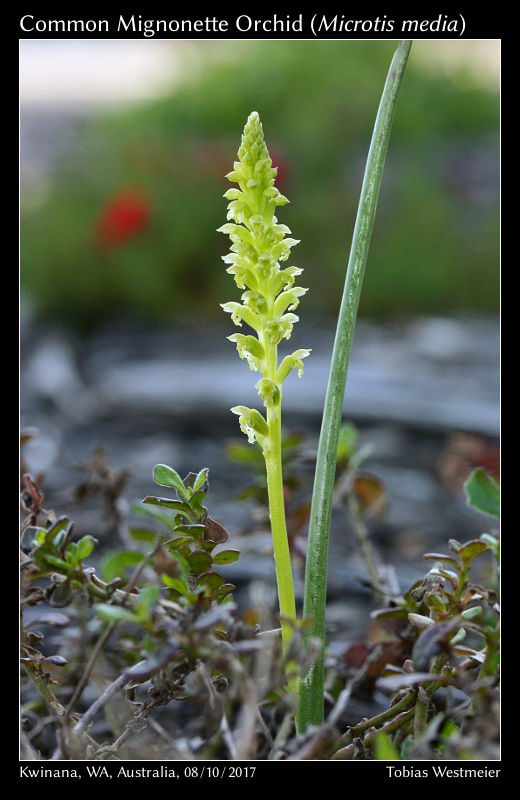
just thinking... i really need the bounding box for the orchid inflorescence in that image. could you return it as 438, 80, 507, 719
219, 111, 310, 668
219, 111, 310, 450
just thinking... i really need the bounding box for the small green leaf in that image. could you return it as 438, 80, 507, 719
75, 535, 96, 561
45, 516, 71, 545
212, 583, 235, 603
38, 553, 70, 572
225, 441, 263, 464
133, 501, 174, 529
212, 549, 240, 565
65, 542, 77, 562
173, 524, 206, 541
337, 423, 358, 465
370, 607, 408, 621
167, 550, 190, 583
464, 468, 500, 518
165, 536, 195, 549
95, 604, 138, 624
101, 551, 145, 583
461, 605, 482, 620
187, 550, 213, 575
457, 539, 489, 563
136, 585, 160, 616
190, 468, 209, 496
129, 527, 158, 544
373, 732, 401, 760
153, 464, 189, 498
142, 496, 193, 516
423, 553, 461, 572
162, 574, 188, 595
440, 720, 458, 741
424, 593, 448, 613
196, 571, 226, 592
481, 532, 500, 560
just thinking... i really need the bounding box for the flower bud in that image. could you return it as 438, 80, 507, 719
255, 378, 281, 407
276, 349, 311, 382
230, 406, 268, 445
227, 334, 265, 372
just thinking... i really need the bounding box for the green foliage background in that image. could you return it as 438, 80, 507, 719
20, 41, 499, 327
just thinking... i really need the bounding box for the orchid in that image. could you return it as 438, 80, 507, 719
219, 111, 310, 666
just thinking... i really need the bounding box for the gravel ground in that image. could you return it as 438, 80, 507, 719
20, 313, 499, 644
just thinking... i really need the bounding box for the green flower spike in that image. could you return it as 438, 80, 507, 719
220, 112, 310, 675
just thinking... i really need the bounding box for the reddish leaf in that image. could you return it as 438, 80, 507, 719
204, 517, 229, 544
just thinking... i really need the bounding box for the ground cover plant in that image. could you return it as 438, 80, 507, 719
19, 439, 500, 760
20, 41, 500, 761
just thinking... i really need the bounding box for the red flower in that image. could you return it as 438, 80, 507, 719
94, 188, 151, 249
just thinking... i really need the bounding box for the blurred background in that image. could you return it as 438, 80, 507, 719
20, 40, 499, 617
21, 39, 499, 323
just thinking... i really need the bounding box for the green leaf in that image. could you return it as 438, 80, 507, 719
481, 532, 500, 559
373, 732, 401, 760
153, 464, 189, 498
75, 535, 96, 561
299, 39, 413, 733
162, 574, 193, 601
464, 468, 500, 518
142, 496, 193, 516
196, 571, 226, 592
166, 550, 190, 583
133, 501, 174, 529
95, 604, 138, 624
190, 468, 209, 496
136, 585, 160, 616
423, 553, 461, 573
173, 524, 205, 541
424, 593, 448, 613
187, 550, 213, 575
65, 542, 77, 561
162, 574, 187, 594
212, 549, 240, 565
129, 527, 158, 544
101, 551, 145, 583
165, 536, 195, 549
38, 552, 71, 572
187, 491, 207, 513
337, 423, 358, 464
45, 516, 71, 545
225, 441, 263, 464
370, 607, 408, 621
457, 539, 489, 563
212, 583, 235, 604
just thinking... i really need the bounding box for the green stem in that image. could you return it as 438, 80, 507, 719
414, 695, 429, 737
265, 399, 297, 657
22, 662, 66, 716
334, 689, 416, 751
298, 40, 412, 732
331, 708, 415, 760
